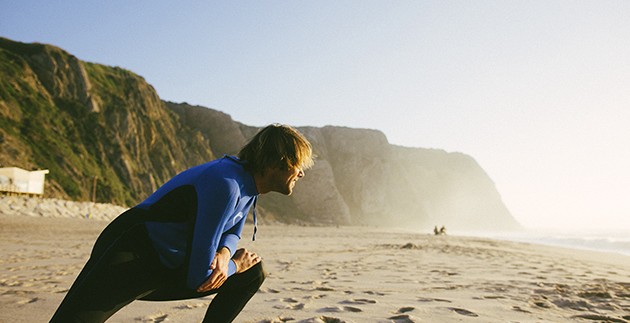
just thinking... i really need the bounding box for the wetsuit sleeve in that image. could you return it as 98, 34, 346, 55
187, 176, 239, 290
219, 215, 246, 256
219, 215, 246, 276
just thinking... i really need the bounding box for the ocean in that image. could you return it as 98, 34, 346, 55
460, 229, 630, 257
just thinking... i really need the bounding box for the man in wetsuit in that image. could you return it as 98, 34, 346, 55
51, 124, 314, 323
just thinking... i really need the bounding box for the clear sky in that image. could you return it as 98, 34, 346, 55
2, 1, 629, 232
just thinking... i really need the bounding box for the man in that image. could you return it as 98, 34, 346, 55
51, 124, 314, 323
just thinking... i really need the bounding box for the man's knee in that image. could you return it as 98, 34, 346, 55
250, 261, 266, 287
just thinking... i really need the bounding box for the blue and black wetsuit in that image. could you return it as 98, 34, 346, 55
51, 156, 266, 323
140, 155, 259, 288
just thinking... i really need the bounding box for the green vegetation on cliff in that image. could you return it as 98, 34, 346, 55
0, 37, 213, 206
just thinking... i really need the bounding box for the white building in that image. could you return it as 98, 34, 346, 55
0, 167, 50, 195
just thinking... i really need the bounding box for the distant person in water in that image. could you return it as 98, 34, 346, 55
51, 124, 314, 323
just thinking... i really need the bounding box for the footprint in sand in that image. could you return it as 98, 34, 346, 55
258, 316, 296, 323
303, 294, 327, 300
321, 268, 337, 280
282, 297, 300, 303
273, 298, 305, 310
317, 305, 362, 313
137, 312, 169, 322
16, 297, 39, 305
315, 286, 335, 292
529, 295, 554, 309
512, 305, 531, 313
388, 314, 416, 323
343, 306, 362, 312
573, 314, 627, 322
395, 306, 415, 313
173, 302, 207, 310
447, 307, 478, 317
339, 298, 377, 305
417, 297, 451, 303
363, 290, 386, 296
481, 295, 506, 300
276, 260, 295, 272
317, 306, 344, 313
298, 316, 346, 323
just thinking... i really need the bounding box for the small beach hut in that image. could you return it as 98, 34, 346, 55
0, 167, 50, 195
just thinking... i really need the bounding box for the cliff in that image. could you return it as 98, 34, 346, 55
0, 37, 214, 205
0, 37, 520, 230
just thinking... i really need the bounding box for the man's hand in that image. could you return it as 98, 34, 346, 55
196, 247, 231, 292
232, 248, 261, 274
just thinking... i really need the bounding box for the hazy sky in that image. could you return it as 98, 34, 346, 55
2, 1, 629, 232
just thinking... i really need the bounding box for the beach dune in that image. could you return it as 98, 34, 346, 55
1, 198, 629, 322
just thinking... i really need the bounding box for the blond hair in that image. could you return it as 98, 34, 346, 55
238, 124, 314, 174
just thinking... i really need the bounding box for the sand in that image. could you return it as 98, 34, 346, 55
1, 199, 629, 322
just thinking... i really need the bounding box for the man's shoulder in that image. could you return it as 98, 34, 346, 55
193, 157, 246, 182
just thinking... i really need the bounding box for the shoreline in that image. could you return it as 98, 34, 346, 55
454, 230, 630, 259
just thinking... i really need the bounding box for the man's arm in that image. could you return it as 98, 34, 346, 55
196, 247, 231, 292
196, 247, 261, 292
187, 176, 239, 290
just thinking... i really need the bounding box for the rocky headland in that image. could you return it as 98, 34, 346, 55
0, 37, 519, 230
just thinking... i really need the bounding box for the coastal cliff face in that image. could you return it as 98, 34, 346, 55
0, 38, 520, 230
0, 38, 214, 205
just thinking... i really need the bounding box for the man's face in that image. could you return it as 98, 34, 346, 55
268, 165, 304, 195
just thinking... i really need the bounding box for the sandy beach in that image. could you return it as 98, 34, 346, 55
1, 198, 629, 322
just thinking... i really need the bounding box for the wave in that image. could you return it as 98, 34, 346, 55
521, 233, 630, 257
454, 229, 630, 257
